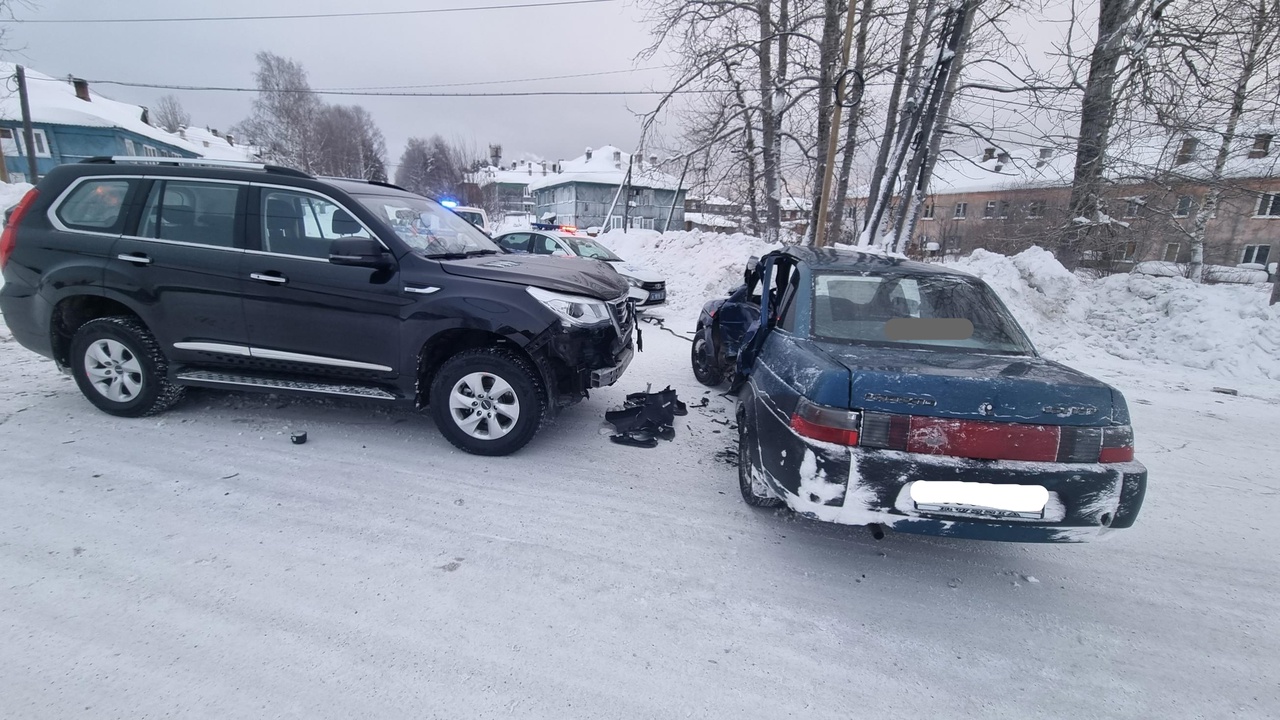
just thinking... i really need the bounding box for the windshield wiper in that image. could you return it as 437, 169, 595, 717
464, 249, 499, 256
422, 252, 470, 260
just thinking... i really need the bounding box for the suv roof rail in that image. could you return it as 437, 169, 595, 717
80, 156, 312, 178
315, 175, 408, 192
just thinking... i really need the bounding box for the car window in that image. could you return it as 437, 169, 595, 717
811, 273, 1035, 354
453, 210, 484, 228
56, 179, 132, 232
261, 190, 369, 259
562, 236, 622, 261
355, 194, 501, 257
530, 234, 568, 256
777, 268, 800, 332
138, 181, 241, 248
498, 233, 531, 253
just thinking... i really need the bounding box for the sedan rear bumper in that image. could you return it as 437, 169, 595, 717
758, 435, 1147, 543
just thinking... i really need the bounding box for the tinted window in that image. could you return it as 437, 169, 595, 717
139, 181, 242, 248
811, 273, 1035, 355
56, 179, 131, 232
261, 190, 369, 259
530, 234, 569, 256
497, 233, 531, 253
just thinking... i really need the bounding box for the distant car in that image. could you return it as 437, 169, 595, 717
696, 247, 1147, 543
445, 204, 490, 235
493, 225, 666, 307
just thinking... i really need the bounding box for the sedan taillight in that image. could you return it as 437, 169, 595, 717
790, 398, 860, 446
1099, 425, 1135, 463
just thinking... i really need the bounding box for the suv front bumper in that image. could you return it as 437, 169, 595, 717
590, 346, 633, 388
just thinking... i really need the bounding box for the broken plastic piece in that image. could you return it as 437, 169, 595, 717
610, 432, 658, 448
291, 431, 307, 445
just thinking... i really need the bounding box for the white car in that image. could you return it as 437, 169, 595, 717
493, 226, 667, 307
445, 204, 491, 234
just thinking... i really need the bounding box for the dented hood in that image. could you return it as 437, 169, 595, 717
439, 254, 629, 299
807, 341, 1120, 427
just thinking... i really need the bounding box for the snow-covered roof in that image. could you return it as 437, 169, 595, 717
174, 125, 258, 163
470, 159, 553, 186
685, 212, 738, 228
780, 196, 812, 212
0, 63, 254, 162
925, 129, 1280, 196
527, 145, 682, 192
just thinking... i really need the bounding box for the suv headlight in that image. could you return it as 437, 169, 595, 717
527, 286, 612, 328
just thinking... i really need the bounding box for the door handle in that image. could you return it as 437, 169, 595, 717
250, 272, 288, 284
117, 253, 152, 265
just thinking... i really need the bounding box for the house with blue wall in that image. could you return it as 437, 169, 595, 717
0, 63, 200, 183
530, 146, 686, 232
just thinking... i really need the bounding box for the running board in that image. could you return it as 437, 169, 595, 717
174, 370, 399, 401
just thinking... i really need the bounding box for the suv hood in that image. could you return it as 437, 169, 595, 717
439, 254, 629, 299
807, 341, 1119, 427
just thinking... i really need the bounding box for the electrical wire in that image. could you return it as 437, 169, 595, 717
80, 79, 729, 97
14, 0, 618, 23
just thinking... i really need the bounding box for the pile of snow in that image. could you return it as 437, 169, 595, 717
0, 181, 34, 214
952, 247, 1280, 382
597, 229, 779, 327
1133, 260, 1270, 285
596, 229, 1280, 383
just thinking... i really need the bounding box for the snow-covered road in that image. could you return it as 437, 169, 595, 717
2, 319, 1277, 718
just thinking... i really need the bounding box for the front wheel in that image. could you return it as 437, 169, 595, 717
691, 326, 725, 386
69, 316, 185, 418
430, 348, 545, 456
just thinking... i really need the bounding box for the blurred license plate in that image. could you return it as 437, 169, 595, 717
649, 291, 666, 302
911, 480, 1048, 520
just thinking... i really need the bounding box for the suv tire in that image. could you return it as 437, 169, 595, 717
430, 347, 546, 456
738, 410, 784, 508
691, 326, 725, 386
70, 316, 185, 418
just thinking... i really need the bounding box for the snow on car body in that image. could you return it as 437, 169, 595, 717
698, 246, 1147, 542
493, 225, 667, 307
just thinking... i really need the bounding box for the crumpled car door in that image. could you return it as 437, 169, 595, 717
731, 254, 783, 389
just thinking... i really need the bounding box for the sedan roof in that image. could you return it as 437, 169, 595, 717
779, 245, 972, 278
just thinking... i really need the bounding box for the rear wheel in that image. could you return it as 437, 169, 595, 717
430, 348, 545, 456
738, 410, 784, 508
691, 326, 724, 386
69, 316, 184, 417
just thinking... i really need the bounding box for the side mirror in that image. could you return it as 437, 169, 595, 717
330, 237, 392, 268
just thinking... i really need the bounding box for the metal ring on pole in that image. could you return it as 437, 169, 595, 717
836, 69, 865, 109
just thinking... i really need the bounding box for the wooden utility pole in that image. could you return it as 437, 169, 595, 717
664, 154, 692, 232
813, 0, 861, 248
15, 66, 40, 183
620, 154, 635, 233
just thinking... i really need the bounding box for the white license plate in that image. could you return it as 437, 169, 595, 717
911, 481, 1048, 520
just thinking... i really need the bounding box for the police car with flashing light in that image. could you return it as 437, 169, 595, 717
493, 224, 667, 307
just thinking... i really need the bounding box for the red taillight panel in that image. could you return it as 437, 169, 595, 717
790, 399, 861, 446
1099, 446, 1135, 463
790, 414, 859, 445
1099, 425, 1135, 463
0, 188, 38, 270
905, 417, 1061, 462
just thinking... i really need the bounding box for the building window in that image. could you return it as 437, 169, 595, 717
954, 202, 967, 219
1250, 134, 1273, 159
1123, 199, 1142, 218
124, 139, 137, 156
0, 127, 52, 158
1027, 200, 1045, 219
609, 216, 623, 230
1122, 241, 1137, 261
921, 204, 935, 220
998, 201, 1009, 219
1174, 195, 1194, 218
143, 145, 158, 157
983, 200, 997, 219
1242, 244, 1271, 265
1175, 138, 1198, 165
1256, 193, 1280, 217
522, 186, 531, 197
1164, 243, 1181, 262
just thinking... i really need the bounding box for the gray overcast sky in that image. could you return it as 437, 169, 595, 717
5, 0, 673, 167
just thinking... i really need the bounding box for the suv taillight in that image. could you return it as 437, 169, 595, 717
0, 188, 38, 270
790, 398, 860, 445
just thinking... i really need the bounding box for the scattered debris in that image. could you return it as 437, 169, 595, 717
605, 386, 685, 447
220, 472, 239, 480
291, 431, 308, 445
1211, 387, 1238, 396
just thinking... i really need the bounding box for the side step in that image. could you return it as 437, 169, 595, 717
175, 369, 399, 401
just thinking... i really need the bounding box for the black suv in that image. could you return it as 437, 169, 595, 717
0, 157, 636, 455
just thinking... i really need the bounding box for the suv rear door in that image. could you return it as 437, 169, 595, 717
105, 178, 251, 364
239, 186, 403, 379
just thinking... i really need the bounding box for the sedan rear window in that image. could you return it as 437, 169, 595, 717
811, 273, 1035, 354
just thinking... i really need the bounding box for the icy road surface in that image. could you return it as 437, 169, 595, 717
1, 321, 1277, 719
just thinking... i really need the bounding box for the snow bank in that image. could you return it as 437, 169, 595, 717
0, 181, 34, 213
596, 229, 1280, 383
952, 247, 1280, 382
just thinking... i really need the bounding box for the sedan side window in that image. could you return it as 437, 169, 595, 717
530, 234, 561, 255
261, 190, 369, 259
498, 233, 531, 253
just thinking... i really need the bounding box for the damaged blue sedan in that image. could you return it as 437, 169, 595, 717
693, 247, 1146, 542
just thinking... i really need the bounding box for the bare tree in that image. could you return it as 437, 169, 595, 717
234, 52, 323, 172
313, 104, 387, 181
153, 95, 191, 133
394, 135, 479, 199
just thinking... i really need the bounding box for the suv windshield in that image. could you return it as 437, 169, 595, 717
562, 236, 622, 262
811, 272, 1036, 355
356, 194, 500, 257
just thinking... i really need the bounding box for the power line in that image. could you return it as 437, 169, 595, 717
326, 66, 676, 91
81, 79, 728, 97
14, 0, 617, 23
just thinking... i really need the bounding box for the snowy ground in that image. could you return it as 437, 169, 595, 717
3, 239, 1279, 717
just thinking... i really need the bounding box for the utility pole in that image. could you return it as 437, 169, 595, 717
15, 66, 40, 184
664, 154, 692, 232
812, 0, 862, 248
620, 153, 634, 233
